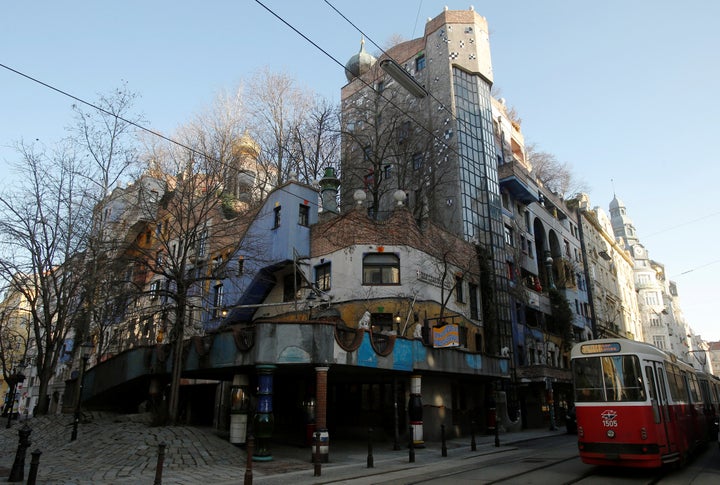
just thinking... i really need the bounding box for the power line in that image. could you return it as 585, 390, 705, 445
0, 63, 317, 207
254, 0, 462, 164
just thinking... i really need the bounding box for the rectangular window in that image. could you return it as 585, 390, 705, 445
653, 335, 666, 350
237, 256, 245, 276
273, 206, 281, 228
455, 275, 464, 303
573, 355, 646, 402
212, 284, 224, 318
383, 164, 392, 179
315, 262, 331, 291
150, 280, 161, 301
469, 283, 479, 320
298, 204, 309, 227
415, 53, 426, 71
503, 224, 514, 246
362, 253, 400, 285
412, 152, 424, 170
197, 229, 208, 258
363, 145, 372, 161
398, 121, 410, 143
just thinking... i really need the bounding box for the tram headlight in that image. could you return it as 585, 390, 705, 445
607, 429, 616, 439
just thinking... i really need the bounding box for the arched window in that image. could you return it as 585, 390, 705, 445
362, 253, 400, 285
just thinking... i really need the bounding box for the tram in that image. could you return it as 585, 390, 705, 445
570, 338, 720, 468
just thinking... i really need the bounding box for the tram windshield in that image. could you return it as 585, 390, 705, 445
573, 355, 647, 402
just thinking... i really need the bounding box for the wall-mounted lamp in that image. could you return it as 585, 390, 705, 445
380, 59, 428, 98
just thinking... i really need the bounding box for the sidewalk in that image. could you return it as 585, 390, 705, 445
0, 412, 566, 484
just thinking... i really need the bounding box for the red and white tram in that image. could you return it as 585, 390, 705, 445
571, 338, 720, 468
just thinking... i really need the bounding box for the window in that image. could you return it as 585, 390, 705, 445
362, 253, 400, 285
412, 152, 423, 170
197, 229, 208, 258
212, 284, 224, 318
469, 283, 479, 319
273, 206, 281, 228
504, 224, 514, 247
652, 335, 666, 350
150, 280, 161, 301
383, 164, 392, 179
237, 256, 245, 276
315, 263, 331, 291
298, 204, 309, 227
455, 275, 464, 302
415, 53, 426, 71
376, 80, 385, 93
398, 121, 410, 143
363, 145, 372, 161
573, 355, 646, 402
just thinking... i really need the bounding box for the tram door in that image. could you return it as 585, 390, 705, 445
648, 362, 677, 454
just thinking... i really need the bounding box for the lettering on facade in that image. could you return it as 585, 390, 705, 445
416, 269, 452, 290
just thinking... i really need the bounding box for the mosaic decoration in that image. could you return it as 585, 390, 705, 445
449, 52, 459, 60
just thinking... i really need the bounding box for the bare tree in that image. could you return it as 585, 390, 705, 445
247, 69, 313, 188
0, 141, 92, 415
69, 85, 145, 359
340, 64, 449, 222
287, 96, 341, 185
527, 143, 589, 199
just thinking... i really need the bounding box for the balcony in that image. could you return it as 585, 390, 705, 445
498, 161, 539, 204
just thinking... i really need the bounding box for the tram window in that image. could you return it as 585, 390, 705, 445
573, 355, 645, 402
572, 358, 605, 401
687, 374, 701, 403
645, 366, 661, 424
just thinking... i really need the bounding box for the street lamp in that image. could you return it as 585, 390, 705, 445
70, 340, 94, 441
5, 363, 27, 429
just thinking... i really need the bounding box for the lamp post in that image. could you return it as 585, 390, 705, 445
5, 363, 27, 429
70, 341, 94, 441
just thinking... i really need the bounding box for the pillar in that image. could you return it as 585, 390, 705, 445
314, 366, 330, 462
408, 375, 424, 447
252, 365, 275, 461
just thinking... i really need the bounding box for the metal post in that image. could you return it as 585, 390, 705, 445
244, 435, 254, 485
441, 424, 447, 457
392, 378, 400, 450
8, 424, 31, 482
313, 430, 322, 476
367, 427, 374, 468
153, 442, 166, 485
27, 449, 42, 485
70, 355, 88, 441
494, 417, 500, 448
408, 425, 415, 463
470, 419, 476, 451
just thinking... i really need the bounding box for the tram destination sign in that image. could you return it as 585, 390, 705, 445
580, 342, 621, 354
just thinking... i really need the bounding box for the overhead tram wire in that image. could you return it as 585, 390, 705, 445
323, 0, 478, 147
253, 0, 468, 170
0, 62, 315, 207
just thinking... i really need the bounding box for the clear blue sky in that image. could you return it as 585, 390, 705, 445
2, 1, 719, 341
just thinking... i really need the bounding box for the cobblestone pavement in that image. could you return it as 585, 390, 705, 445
0, 412, 564, 484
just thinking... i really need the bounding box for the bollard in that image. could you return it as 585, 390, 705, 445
26, 449, 42, 485
408, 426, 415, 463
367, 427, 374, 468
441, 424, 447, 457
313, 430, 322, 477
470, 420, 476, 452
244, 435, 254, 485
154, 442, 166, 485
8, 423, 31, 482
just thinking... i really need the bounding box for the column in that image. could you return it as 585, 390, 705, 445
314, 366, 330, 462
252, 365, 275, 461
408, 374, 424, 447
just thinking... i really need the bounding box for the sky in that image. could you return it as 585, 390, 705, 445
2, 1, 719, 341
